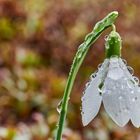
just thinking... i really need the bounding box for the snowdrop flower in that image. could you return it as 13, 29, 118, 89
81, 30, 140, 127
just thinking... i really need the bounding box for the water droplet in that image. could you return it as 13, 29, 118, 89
98, 82, 103, 92
118, 96, 123, 100
98, 87, 102, 93
121, 85, 124, 90
98, 63, 102, 69
81, 111, 84, 115
77, 53, 82, 59
132, 98, 135, 102
133, 76, 139, 85
85, 33, 93, 46
83, 91, 85, 95
132, 97, 138, 102
127, 66, 134, 75
85, 82, 90, 88
131, 90, 134, 94
57, 100, 63, 114
91, 73, 96, 78
122, 59, 127, 65
104, 35, 108, 41
81, 96, 85, 101
127, 80, 134, 89
78, 43, 84, 49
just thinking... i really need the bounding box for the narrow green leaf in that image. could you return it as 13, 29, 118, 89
55, 11, 118, 140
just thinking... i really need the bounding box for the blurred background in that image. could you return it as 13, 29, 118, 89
0, 0, 140, 140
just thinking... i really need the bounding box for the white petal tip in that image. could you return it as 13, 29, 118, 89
110, 117, 129, 127
116, 122, 128, 127
133, 125, 140, 128
131, 121, 140, 128
82, 122, 88, 127
82, 118, 90, 126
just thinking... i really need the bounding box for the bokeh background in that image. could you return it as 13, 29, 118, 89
0, 0, 140, 140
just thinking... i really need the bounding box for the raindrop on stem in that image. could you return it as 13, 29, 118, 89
57, 100, 63, 114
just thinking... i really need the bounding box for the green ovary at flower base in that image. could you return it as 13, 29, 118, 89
105, 28, 122, 58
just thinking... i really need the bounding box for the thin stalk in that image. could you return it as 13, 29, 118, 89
55, 11, 118, 140
112, 24, 116, 31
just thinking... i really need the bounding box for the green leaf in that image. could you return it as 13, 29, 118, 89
55, 11, 118, 140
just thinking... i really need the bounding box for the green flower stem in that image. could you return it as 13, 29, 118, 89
55, 11, 118, 140
105, 26, 122, 58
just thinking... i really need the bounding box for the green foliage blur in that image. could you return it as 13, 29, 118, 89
0, 0, 140, 140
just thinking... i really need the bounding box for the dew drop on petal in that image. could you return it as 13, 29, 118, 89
133, 76, 139, 85
81, 96, 85, 102
91, 73, 97, 78
127, 80, 134, 89
98, 87, 102, 93
98, 63, 102, 69
122, 59, 127, 65
85, 82, 90, 88
131, 90, 134, 94
81, 111, 84, 115
127, 66, 134, 75
83, 91, 85, 95
132, 98, 135, 102
132, 96, 138, 102
118, 96, 123, 100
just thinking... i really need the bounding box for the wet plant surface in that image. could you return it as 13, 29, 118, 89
0, 0, 140, 140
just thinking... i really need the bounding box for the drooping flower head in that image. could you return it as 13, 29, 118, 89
81, 30, 140, 127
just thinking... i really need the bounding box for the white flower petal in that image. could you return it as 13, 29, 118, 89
119, 58, 140, 127
81, 59, 109, 126
129, 87, 140, 128
103, 57, 130, 127
81, 75, 102, 126
103, 78, 131, 126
